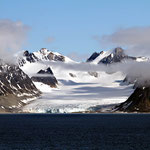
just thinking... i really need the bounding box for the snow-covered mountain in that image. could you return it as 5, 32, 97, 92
18, 48, 74, 67
15, 47, 150, 113
16, 48, 134, 113
0, 61, 40, 113
87, 47, 148, 64
18, 48, 103, 83
0, 47, 148, 113
18, 48, 77, 88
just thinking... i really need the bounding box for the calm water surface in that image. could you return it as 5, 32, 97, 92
0, 114, 150, 150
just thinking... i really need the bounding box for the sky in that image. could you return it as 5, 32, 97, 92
1, 0, 150, 60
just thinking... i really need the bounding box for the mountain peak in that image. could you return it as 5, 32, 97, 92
17, 48, 75, 68
39, 48, 49, 55
87, 47, 140, 64
113, 47, 125, 56
38, 67, 54, 75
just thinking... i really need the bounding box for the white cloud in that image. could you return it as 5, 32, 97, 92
42, 60, 150, 87
0, 19, 30, 63
100, 26, 150, 56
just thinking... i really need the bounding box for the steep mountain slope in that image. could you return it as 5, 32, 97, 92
115, 72, 150, 112
114, 86, 150, 112
0, 62, 40, 113
87, 51, 104, 62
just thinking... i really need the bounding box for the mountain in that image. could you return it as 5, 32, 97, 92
115, 74, 150, 112
0, 62, 40, 113
87, 47, 148, 64
18, 48, 134, 113
16, 47, 148, 113
114, 86, 150, 112
17, 48, 73, 87
17, 48, 100, 87
18, 48, 73, 67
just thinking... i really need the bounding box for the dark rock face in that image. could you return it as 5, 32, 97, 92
86, 52, 102, 62
0, 63, 39, 96
47, 52, 65, 62
18, 49, 66, 67
38, 67, 54, 75
18, 50, 39, 66
115, 87, 150, 112
88, 72, 98, 78
0, 63, 40, 112
31, 67, 58, 88
99, 47, 136, 64
23, 50, 39, 62
69, 73, 76, 78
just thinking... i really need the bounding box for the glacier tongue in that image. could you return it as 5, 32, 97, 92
22, 72, 134, 113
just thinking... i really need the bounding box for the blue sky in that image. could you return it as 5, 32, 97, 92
1, 0, 150, 60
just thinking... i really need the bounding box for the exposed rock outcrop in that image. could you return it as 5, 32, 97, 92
31, 67, 58, 88
0, 62, 40, 112
86, 52, 102, 62
88, 72, 98, 78
18, 50, 39, 66
18, 48, 66, 67
69, 73, 76, 78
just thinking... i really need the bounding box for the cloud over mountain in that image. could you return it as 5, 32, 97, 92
0, 19, 29, 63
100, 26, 150, 56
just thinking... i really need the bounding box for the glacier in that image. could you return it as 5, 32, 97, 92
22, 71, 134, 113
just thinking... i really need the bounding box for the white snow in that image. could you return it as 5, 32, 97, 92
22, 71, 134, 113
136, 57, 149, 62
21, 97, 38, 104
33, 49, 75, 63
33, 82, 53, 93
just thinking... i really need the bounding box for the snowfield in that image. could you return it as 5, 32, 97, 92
22, 71, 134, 113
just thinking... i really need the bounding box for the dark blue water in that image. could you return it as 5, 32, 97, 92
0, 114, 150, 150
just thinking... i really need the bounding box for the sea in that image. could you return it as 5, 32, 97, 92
0, 114, 149, 150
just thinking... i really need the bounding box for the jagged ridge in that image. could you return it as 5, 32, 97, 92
87, 47, 147, 64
